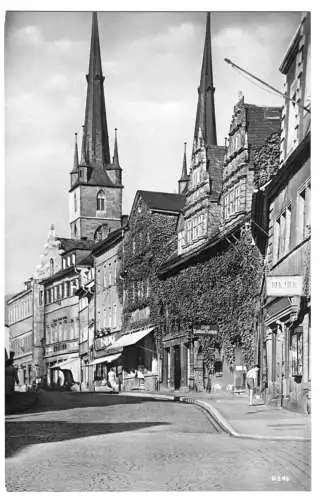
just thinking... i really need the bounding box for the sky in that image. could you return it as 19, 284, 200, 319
5, 9, 302, 295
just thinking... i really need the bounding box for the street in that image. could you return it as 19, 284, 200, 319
5, 392, 310, 491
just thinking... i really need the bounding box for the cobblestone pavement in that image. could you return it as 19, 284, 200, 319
5, 392, 311, 491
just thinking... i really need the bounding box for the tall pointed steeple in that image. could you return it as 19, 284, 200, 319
69, 12, 123, 241
193, 12, 217, 151
112, 128, 120, 167
73, 133, 79, 171
81, 11, 111, 167
178, 142, 189, 194
180, 142, 188, 180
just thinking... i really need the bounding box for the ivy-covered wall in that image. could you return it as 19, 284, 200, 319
157, 231, 263, 367
117, 197, 178, 339
118, 195, 263, 369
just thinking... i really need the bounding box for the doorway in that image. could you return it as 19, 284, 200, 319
174, 345, 181, 390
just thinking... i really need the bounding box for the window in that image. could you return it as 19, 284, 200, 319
114, 260, 117, 283
178, 231, 184, 254
297, 182, 311, 243
67, 256, 71, 267
74, 192, 77, 212
74, 225, 77, 238
224, 193, 230, 219
109, 263, 112, 286
71, 254, 76, 265
286, 80, 298, 154
186, 220, 192, 244
290, 328, 303, 376
273, 205, 291, 263
103, 265, 107, 288
97, 190, 105, 211
108, 307, 112, 328
235, 186, 241, 212
113, 305, 117, 328
50, 258, 54, 276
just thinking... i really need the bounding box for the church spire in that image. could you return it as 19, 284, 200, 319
193, 12, 217, 151
180, 142, 188, 180
178, 142, 189, 194
82, 11, 111, 167
73, 132, 79, 171
112, 128, 120, 167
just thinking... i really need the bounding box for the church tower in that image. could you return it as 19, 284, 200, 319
177, 12, 225, 255
69, 12, 123, 241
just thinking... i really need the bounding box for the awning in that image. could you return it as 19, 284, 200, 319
55, 356, 80, 370
109, 327, 155, 350
264, 297, 294, 325
89, 353, 121, 366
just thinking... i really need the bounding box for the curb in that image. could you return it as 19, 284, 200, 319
118, 391, 311, 442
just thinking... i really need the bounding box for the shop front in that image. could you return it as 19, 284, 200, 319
107, 327, 159, 392
45, 353, 80, 389
89, 352, 122, 392
262, 275, 310, 413
162, 326, 224, 392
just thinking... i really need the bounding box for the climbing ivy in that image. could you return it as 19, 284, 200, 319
156, 233, 263, 367
117, 198, 263, 367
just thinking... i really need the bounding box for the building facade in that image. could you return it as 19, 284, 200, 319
116, 190, 185, 392
7, 282, 34, 390
253, 12, 311, 413
89, 227, 124, 390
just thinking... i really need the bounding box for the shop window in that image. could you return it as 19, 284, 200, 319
290, 328, 303, 377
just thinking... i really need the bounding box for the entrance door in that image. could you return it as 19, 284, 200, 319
174, 345, 181, 390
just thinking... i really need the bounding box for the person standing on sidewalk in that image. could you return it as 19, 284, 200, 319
246, 364, 260, 406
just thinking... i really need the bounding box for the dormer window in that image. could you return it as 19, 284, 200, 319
97, 190, 106, 211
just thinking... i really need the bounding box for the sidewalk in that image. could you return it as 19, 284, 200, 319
119, 389, 311, 441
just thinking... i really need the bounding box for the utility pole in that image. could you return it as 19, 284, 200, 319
224, 58, 311, 114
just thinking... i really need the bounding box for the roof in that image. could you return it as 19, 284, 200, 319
138, 191, 186, 213
92, 227, 123, 256
57, 237, 95, 253
6, 288, 32, 304
77, 254, 94, 267
40, 266, 77, 286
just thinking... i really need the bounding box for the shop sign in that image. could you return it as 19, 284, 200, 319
266, 275, 303, 297
193, 325, 218, 336
95, 335, 115, 351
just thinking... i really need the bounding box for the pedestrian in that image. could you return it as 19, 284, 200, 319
246, 364, 260, 406
5, 358, 19, 394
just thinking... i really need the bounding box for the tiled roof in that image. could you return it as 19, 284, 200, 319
57, 238, 95, 252
207, 145, 225, 201
77, 254, 94, 267
139, 191, 186, 213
